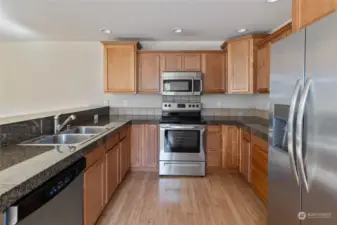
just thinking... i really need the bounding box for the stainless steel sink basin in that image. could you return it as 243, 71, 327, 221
61, 126, 109, 134
20, 134, 94, 146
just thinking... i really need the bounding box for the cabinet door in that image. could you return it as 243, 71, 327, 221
251, 166, 268, 205
119, 138, 128, 182
206, 126, 222, 167
160, 53, 182, 72
241, 136, 251, 182
131, 125, 143, 168
84, 159, 105, 225
227, 39, 253, 94
256, 43, 270, 93
182, 53, 201, 71
137, 53, 160, 93
142, 125, 159, 168
104, 44, 136, 93
105, 145, 119, 203
202, 53, 226, 93
222, 126, 240, 169
293, 0, 336, 31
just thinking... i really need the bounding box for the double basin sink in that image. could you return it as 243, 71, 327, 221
20, 126, 111, 146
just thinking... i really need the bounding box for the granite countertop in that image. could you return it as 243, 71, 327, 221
0, 115, 268, 211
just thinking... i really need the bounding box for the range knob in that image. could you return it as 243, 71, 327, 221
164, 104, 167, 107
168, 104, 171, 107
192, 105, 195, 108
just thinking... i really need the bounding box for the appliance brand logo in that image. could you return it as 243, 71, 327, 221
298, 211, 332, 220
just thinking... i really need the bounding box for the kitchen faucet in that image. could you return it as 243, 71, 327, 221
54, 114, 76, 134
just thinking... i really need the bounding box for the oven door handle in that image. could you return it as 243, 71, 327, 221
161, 125, 204, 130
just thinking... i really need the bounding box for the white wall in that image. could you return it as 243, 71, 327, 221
0, 41, 268, 117
0, 42, 104, 117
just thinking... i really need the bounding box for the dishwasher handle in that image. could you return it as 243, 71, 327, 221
5, 158, 86, 225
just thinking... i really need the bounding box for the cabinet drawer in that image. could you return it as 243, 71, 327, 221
119, 125, 128, 140
106, 133, 119, 151
85, 145, 105, 169
207, 125, 222, 133
252, 146, 268, 176
251, 166, 267, 205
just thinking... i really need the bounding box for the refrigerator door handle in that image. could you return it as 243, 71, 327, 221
296, 78, 312, 193
288, 79, 302, 185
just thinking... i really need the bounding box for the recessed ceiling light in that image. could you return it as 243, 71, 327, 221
266, 0, 279, 3
100, 28, 111, 34
172, 28, 183, 33
237, 28, 247, 33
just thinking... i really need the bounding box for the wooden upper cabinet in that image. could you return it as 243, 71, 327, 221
223, 34, 266, 94
137, 52, 160, 93
182, 53, 201, 71
227, 39, 252, 93
103, 41, 141, 93
202, 52, 226, 93
160, 52, 201, 72
292, 0, 337, 32
256, 43, 271, 93
160, 53, 183, 72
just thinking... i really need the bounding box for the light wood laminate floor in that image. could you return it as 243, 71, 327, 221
97, 170, 266, 225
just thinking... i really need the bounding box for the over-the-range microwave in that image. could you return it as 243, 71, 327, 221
161, 72, 202, 96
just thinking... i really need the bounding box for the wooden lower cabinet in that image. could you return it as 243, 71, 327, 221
0, 213, 2, 225
84, 159, 105, 225
206, 125, 223, 167
251, 134, 268, 205
131, 124, 158, 170
222, 126, 240, 169
239, 129, 251, 182
119, 137, 130, 182
105, 144, 119, 203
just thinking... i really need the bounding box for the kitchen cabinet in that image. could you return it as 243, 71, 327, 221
256, 22, 292, 93
292, 0, 336, 32
182, 53, 201, 71
102, 41, 142, 93
137, 52, 161, 93
160, 53, 201, 72
105, 144, 119, 203
223, 34, 266, 94
131, 124, 158, 170
84, 158, 105, 225
202, 52, 227, 93
239, 129, 251, 182
251, 134, 268, 205
119, 137, 130, 182
222, 126, 240, 169
0, 213, 2, 225
206, 125, 223, 167
256, 43, 270, 93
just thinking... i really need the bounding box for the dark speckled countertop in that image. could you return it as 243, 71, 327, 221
0, 115, 268, 211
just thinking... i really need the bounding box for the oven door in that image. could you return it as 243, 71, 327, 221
161, 78, 194, 95
159, 125, 205, 161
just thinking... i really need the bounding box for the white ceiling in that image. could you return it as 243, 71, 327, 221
0, 0, 292, 41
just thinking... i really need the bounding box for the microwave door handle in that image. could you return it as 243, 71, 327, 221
200, 79, 203, 93
287, 79, 302, 185
192, 78, 194, 94
296, 78, 312, 193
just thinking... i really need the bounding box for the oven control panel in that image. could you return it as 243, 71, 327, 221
162, 102, 201, 111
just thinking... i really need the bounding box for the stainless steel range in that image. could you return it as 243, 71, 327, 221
159, 102, 206, 176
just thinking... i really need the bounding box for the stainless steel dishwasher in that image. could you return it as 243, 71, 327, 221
4, 158, 86, 225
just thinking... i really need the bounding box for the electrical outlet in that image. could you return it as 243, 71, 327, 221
217, 101, 222, 108
94, 114, 99, 124
104, 100, 109, 106
123, 100, 128, 107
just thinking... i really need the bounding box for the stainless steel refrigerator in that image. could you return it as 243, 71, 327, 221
268, 12, 337, 225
